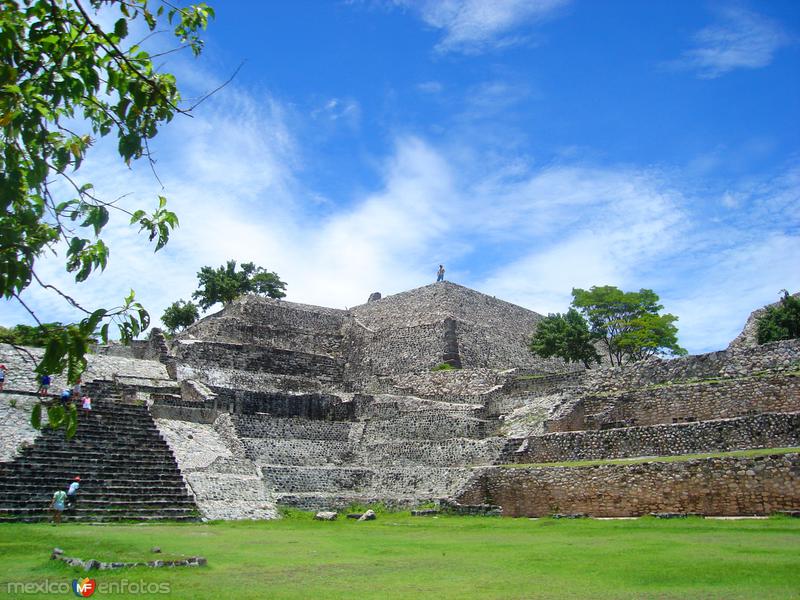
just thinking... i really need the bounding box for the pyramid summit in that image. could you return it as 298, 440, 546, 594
175, 281, 562, 386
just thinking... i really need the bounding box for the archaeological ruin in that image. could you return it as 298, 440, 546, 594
0, 281, 798, 521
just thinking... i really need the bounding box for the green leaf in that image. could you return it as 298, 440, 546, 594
31, 402, 42, 430
47, 404, 66, 429
65, 404, 78, 439
113, 18, 128, 39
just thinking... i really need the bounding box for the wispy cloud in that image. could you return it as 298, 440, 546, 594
417, 81, 443, 94
311, 98, 362, 128
392, 0, 570, 54
673, 7, 791, 78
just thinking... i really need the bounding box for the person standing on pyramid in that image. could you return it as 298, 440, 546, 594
437, 265, 445, 282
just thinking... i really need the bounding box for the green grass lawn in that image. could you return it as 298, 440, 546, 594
1, 514, 799, 599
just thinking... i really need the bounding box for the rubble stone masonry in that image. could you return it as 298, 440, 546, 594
511, 412, 800, 463
457, 453, 800, 517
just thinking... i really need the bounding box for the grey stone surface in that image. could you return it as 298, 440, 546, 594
0, 394, 40, 461
314, 511, 338, 520
155, 416, 278, 520
508, 412, 800, 463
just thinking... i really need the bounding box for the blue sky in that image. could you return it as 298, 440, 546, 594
5, 0, 800, 354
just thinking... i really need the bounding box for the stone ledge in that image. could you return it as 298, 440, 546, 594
51, 548, 206, 571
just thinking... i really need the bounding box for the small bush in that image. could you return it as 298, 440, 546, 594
432, 362, 454, 372
757, 290, 800, 344
8, 398, 17, 408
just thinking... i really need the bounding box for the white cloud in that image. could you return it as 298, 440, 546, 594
392, 0, 570, 54
475, 167, 687, 314
674, 7, 791, 78
667, 234, 800, 352
4, 68, 797, 357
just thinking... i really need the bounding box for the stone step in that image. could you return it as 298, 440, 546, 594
24, 449, 176, 462
0, 506, 198, 518
2, 491, 194, 503
0, 475, 185, 487
1, 461, 180, 473
33, 433, 169, 444
33, 433, 169, 445
16, 458, 179, 471
0, 498, 196, 509
0, 514, 201, 523
0, 481, 188, 493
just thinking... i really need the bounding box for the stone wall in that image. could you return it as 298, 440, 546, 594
510, 412, 800, 463
0, 344, 171, 393
381, 369, 507, 401
0, 394, 40, 462
181, 295, 347, 341
456, 453, 800, 517
171, 340, 343, 381
349, 322, 451, 377
586, 339, 800, 393
548, 374, 800, 431
218, 391, 354, 420
155, 415, 278, 520
93, 330, 169, 363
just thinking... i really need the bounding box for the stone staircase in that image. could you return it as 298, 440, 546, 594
0, 383, 199, 522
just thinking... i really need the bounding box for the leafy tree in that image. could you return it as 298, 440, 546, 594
756, 290, 800, 344
1, 0, 214, 437
161, 299, 199, 334
571, 285, 686, 366
529, 308, 601, 368
0, 322, 96, 347
192, 260, 287, 310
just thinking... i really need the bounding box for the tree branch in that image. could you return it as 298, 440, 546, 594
73, 0, 189, 116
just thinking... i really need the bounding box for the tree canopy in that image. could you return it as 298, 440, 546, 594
756, 290, 800, 344
1, 0, 213, 436
530, 286, 686, 368
192, 260, 287, 310
571, 286, 686, 365
0, 322, 92, 347
161, 299, 199, 334
529, 308, 601, 368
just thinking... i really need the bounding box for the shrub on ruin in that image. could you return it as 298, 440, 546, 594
161, 300, 200, 334
757, 291, 800, 344
531, 286, 686, 367
571, 286, 686, 365
529, 309, 601, 368
192, 260, 287, 310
